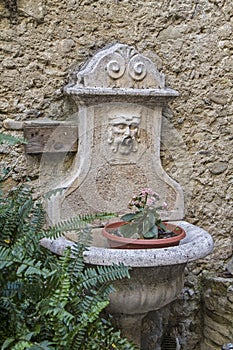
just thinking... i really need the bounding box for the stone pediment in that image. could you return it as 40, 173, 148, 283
65, 43, 178, 101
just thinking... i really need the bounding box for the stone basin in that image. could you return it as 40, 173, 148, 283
40, 221, 213, 347
41, 221, 213, 268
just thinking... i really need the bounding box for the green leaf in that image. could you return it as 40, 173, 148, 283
29, 342, 55, 350
141, 211, 155, 235
17, 264, 27, 274
2, 338, 15, 350
0, 133, 27, 145
120, 213, 138, 222
118, 222, 139, 238
158, 222, 167, 232
143, 225, 158, 239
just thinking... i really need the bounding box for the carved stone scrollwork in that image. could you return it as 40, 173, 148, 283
106, 54, 125, 79
129, 56, 147, 81
71, 43, 166, 89
106, 49, 147, 82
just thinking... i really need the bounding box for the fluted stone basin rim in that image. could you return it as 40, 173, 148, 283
41, 221, 213, 267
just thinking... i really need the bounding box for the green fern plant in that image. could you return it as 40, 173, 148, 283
0, 184, 137, 350
0, 132, 26, 146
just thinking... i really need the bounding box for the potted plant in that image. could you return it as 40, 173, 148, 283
102, 188, 186, 249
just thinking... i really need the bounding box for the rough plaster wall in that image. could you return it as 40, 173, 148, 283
0, 0, 232, 348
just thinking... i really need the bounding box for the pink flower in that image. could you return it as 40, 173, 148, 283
146, 197, 156, 206
141, 188, 155, 196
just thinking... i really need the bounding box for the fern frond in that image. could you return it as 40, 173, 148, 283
28, 341, 55, 350
67, 300, 109, 347
30, 203, 46, 234
0, 133, 26, 146
11, 340, 32, 350
82, 263, 131, 290
0, 185, 35, 246
49, 248, 71, 306
43, 188, 66, 200
0, 281, 23, 299
68, 243, 86, 277
46, 216, 90, 239
0, 249, 52, 279
46, 212, 115, 240
1, 337, 15, 350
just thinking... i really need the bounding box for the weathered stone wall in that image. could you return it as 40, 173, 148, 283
201, 275, 233, 350
1, 0, 232, 348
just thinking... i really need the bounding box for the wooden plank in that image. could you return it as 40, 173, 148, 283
24, 125, 78, 153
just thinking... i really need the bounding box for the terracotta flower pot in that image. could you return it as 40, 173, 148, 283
102, 221, 186, 249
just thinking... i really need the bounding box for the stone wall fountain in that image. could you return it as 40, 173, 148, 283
41, 43, 214, 349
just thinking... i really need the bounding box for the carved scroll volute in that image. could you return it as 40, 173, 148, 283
106, 51, 148, 86
106, 53, 126, 80
128, 54, 147, 81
